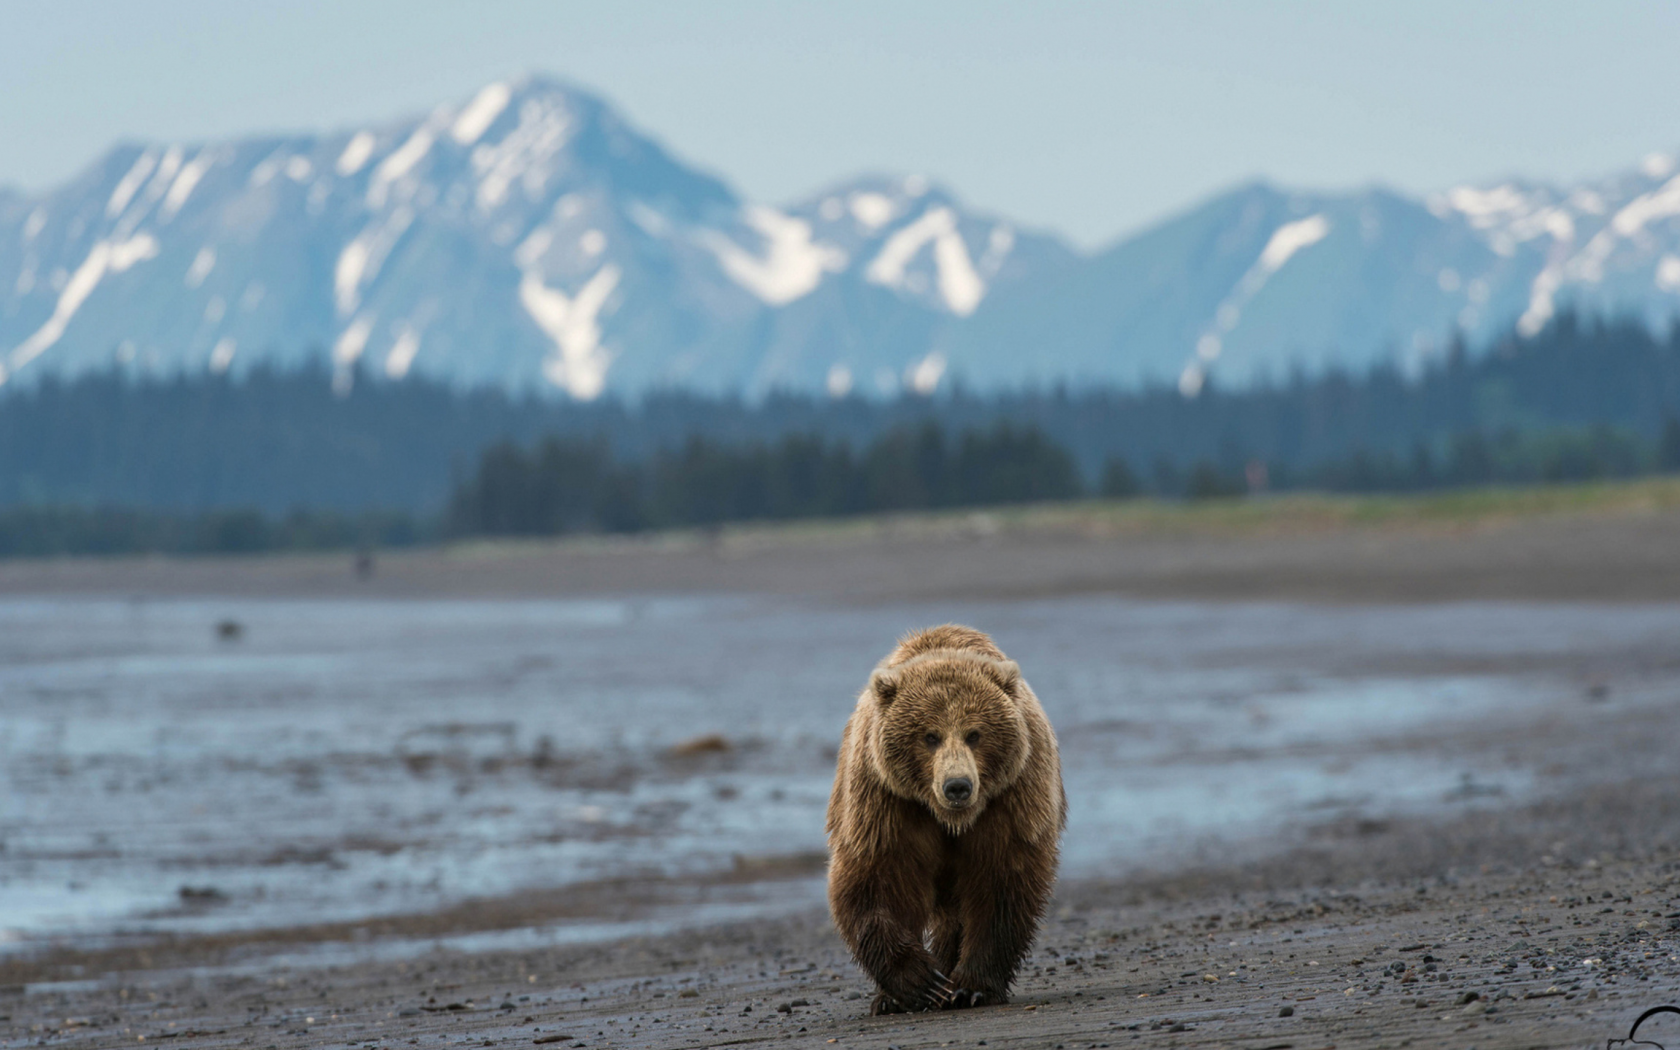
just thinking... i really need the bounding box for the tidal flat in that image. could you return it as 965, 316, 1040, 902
4, 492, 1680, 1046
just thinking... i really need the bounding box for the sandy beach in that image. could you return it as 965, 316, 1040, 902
4, 484, 1680, 1049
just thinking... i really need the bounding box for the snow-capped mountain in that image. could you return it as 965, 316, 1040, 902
1, 74, 1678, 399
0, 76, 1061, 399
942, 156, 1680, 394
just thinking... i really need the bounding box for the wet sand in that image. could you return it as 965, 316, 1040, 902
2, 488, 1680, 603
8, 777, 1680, 1049
7, 616, 1680, 1049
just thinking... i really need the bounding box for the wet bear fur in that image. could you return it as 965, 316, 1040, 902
826, 624, 1067, 1014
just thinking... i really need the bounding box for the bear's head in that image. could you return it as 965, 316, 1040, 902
867, 652, 1031, 833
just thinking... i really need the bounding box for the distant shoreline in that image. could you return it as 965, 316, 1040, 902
4, 477, 1679, 603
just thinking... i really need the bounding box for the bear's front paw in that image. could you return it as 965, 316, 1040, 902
938, 989, 1000, 1009
943, 982, 1007, 1008
873, 972, 961, 1013
937, 988, 974, 1010
869, 992, 907, 1016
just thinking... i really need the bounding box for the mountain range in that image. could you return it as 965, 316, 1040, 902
2, 74, 1679, 400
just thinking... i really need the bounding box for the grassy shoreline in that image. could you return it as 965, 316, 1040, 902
5, 474, 1680, 566
438, 473, 1680, 560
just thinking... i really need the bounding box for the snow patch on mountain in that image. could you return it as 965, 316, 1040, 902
1610, 173, 1680, 238
825, 363, 853, 397
368, 128, 435, 208
385, 325, 421, 379
1518, 265, 1563, 337
1179, 213, 1333, 395
161, 151, 212, 219
6, 233, 159, 379
451, 81, 512, 146
185, 246, 215, 289
707, 206, 846, 305
1258, 214, 1330, 271
209, 336, 237, 373
107, 152, 157, 217
849, 192, 896, 230
905, 351, 946, 394
21, 208, 45, 242
335, 208, 414, 316
334, 239, 370, 316
469, 94, 572, 210
333, 314, 373, 366
336, 132, 377, 176
520, 264, 620, 400
867, 206, 985, 315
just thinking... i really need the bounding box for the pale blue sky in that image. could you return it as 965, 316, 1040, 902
4, 1, 1679, 247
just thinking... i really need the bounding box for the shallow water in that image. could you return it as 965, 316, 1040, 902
3, 594, 1676, 952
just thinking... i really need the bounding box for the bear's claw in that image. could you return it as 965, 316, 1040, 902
923, 971, 960, 1010
872, 986, 993, 1014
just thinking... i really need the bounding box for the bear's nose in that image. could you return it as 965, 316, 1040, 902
942, 777, 973, 804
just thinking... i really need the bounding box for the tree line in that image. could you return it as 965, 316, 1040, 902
445, 422, 1083, 536
4, 411, 1676, 554
1, 311, 1680, 553
2, 311, 1679, 516
446, 416, 1680, 539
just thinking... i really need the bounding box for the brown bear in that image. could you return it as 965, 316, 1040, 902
826, 624, 1066, 1014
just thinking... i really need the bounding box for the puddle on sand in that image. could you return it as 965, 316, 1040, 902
3, 595, 1676, 954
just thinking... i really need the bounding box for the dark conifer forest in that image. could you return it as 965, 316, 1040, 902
2, 313, 1678, 554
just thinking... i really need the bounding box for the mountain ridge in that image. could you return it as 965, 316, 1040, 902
2, 74, 1677, 399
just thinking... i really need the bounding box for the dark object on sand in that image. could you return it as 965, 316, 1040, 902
215, 619, 243, 641
355, 549, 376, 580
670, 733, 732, 757
178, 885, 227, 904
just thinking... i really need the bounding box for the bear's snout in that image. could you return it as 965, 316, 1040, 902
930, 742, 980, 816
942, 776, 974, 805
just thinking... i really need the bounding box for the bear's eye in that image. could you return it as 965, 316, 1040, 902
965, 730, 981, 747
923, 732, 941, 748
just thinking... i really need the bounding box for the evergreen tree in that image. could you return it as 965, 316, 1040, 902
1661, 417, 1680, 473
1449, 431, 1495, 485
1151, 457, 1182, 498
1099, 456, 1140, 499
1185, 461, 1239, 500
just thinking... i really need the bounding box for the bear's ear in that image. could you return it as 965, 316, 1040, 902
983, 659, 1021, 697
870, 668, 900, 706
